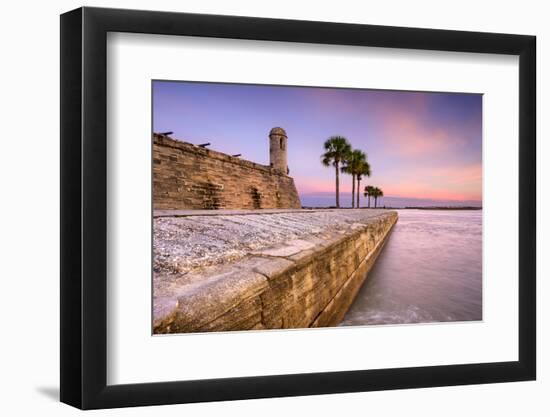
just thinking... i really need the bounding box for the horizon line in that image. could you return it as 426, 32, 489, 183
298, 192, 482, 203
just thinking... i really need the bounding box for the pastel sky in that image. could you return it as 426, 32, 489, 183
153, 81, 482, 203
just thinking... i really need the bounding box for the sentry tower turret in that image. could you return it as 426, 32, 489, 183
269, 127, 288, 175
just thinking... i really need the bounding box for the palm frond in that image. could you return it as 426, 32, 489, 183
321, 136, 352, 168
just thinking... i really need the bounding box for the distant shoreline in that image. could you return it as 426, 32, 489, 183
301, 206, 482, 210
402, 206, 482, 210
299, 195, 482, 210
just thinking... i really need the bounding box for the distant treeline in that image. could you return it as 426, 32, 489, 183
402, 206, 482, 210
300, 206, 482, 210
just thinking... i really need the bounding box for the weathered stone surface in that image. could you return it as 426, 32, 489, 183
311, 227, 389, 327
154, 208, 392, 275
153, 262, 268, 333
254, 239, 316, 257
153, 209, 398, 333
153, 134, 301, 210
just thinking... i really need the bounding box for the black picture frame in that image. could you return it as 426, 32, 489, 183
60, 6, 536, 410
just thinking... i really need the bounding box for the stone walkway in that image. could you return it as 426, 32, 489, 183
154, 209, 390, 275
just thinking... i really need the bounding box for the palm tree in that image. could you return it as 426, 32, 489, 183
356, 160, 371, 208
372, 187, 384, 208
364, 185, 375, 208
321, 136, 352, 208
341, 149, 365, 208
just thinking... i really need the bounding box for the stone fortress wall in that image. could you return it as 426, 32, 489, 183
153, 210, 398, 333
153, 127, 301, 210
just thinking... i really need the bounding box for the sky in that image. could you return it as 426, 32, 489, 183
153, 80, 482, 205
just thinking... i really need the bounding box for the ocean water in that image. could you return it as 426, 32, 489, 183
341, 209, 482, 326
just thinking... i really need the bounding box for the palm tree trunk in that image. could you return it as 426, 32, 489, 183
335, 162, 340, 208
356, 178, 361, 208
367, 195, 370, 208
374, 196, 377, 208
351, 174, 355, 208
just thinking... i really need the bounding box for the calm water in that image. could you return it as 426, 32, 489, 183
341, 210, 482, 326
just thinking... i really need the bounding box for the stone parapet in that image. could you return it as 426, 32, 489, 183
153, 134, 301, 210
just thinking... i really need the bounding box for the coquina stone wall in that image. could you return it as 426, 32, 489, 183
153, 134, 301, 210
153, 210, 398, 333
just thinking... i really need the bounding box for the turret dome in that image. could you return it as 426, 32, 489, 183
269, 127, 287, 137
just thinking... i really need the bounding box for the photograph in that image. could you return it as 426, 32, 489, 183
152, 81, 483, 334
52, 3, 538, 411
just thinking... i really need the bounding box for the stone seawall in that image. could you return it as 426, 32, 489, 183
153, 209, 398, 333
153, 134, 301, 210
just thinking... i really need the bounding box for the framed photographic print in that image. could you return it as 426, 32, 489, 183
60, 6, 536, 409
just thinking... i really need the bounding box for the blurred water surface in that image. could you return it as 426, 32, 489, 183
342, 209, 482, 326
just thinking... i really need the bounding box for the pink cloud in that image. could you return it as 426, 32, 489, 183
297, 158, 482, 201
295, 176, 355, 194
377, 110, 468, 158
379, 163, 482, 201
